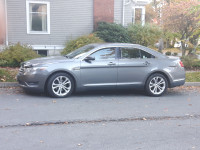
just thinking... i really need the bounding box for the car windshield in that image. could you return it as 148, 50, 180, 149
65, 45, 96, 59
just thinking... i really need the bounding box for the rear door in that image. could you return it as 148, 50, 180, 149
117, 47, 155, 87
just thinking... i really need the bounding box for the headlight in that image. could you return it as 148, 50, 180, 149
32, 67, 47, 71
24, 66, 47, 73
24, 64, 33, 68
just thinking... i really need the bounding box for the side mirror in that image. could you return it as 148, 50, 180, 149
84, 56, 95, 62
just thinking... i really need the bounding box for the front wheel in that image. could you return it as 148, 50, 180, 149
145, 73, 168, 97
47, 73, 74, 98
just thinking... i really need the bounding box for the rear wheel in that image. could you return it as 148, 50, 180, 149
47, 73, 74, 98
145, 73, 168, 96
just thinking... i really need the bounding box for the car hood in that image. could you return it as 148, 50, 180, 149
24, 56, 73, 66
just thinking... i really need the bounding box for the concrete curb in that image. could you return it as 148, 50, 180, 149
184, 82, 200, 87
0, 82, 200, 88
0, 82, 19, 88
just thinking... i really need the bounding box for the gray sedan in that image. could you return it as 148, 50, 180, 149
17, 43, 185, 98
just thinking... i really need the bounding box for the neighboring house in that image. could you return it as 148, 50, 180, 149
0, 0, 150, 55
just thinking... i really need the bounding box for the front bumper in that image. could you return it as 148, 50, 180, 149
17, 71, 47, 93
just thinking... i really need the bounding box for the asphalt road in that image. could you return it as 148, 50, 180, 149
0, 87, 200, 150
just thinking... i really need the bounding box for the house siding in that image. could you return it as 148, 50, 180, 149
7, 0, 94, 45
114, 0, 133, 26
114, 0, 122, 24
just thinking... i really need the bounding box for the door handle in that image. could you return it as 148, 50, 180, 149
144, 61, 150, 66
107, 62, 116, 66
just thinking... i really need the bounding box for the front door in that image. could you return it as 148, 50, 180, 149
80, 47, 118, 89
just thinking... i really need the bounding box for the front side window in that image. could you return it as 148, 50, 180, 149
121, 47, 155, 59
27, 1, 50, 34
90, 48, 116, 60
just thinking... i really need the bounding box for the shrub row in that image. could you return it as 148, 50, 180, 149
1, 22, 199, 70
61, 22, 163, 55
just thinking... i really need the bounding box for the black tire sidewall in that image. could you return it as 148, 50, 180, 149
47, 73, 74, 98
145, 73, 168, 97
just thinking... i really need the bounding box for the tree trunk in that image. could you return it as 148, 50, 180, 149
158, 38, 164, 53
181, 41, 186, 56
192, 37, 199, 54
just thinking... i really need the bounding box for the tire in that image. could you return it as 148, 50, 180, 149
47, 73, 74, 98
145, 73, 168, 97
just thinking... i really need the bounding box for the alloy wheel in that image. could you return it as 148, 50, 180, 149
149, 76, 166, 95
52, 76, 71, 97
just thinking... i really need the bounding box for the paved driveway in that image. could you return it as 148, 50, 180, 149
0, 87, 200, 150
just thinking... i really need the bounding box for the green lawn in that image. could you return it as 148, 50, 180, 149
186, 72, 200, 82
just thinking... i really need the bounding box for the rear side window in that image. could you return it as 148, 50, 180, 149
121, 48, 140, 59
121, 47, 155, 59
140, 50, 155, 58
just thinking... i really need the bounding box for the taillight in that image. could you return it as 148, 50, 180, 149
179, 61, 184, 67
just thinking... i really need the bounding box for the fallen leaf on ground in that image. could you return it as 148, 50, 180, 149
192, 146, 195, 149
40, 141, 44, 143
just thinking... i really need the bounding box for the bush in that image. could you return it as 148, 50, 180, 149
165, 51, 171, 56
0, 43, 39, 67
182, 56, 194, 69
127, 24, 162, 47
61, 34, 104, 55
96, 22, 130, 43
181, 56, 200, 69
173, 52, 178, 56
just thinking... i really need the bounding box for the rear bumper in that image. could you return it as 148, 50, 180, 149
170, 79, 185, 88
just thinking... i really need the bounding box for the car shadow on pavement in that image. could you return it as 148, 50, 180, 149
73, 89, 146, 97
22, 88, 147, 98
20, 87, 188, 98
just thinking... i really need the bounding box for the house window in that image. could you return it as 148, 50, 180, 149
26, 1, 50, 34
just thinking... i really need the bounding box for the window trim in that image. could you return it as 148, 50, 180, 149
26, 1, 50, 34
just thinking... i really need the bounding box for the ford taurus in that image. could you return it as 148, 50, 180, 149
17, 43, 185, 98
